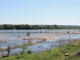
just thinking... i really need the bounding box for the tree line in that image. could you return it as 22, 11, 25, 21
0, 24, 80, 30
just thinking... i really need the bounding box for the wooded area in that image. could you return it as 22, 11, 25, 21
0, 24, 80, 30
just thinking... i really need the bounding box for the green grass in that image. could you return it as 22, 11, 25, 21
64, 51, 80, 60
64, 55, 80, 60
0, 42, 80, 60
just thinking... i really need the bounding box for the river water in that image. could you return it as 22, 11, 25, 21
0, 29, 80, 55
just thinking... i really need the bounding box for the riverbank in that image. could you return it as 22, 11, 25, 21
0, 39, 80, 60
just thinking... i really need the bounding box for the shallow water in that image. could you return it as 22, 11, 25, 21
0, 29, 80, 55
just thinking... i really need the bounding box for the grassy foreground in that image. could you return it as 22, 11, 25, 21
64, 51, 80, 60
0, 42, 80, 60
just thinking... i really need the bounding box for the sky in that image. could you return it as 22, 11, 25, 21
0, 0, 80, 25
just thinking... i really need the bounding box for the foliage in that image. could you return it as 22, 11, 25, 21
27, 50, 32, 54
21, 42, 28, 54
26, 32, 30, 36
7, 44, 11, 57
0, 24, 80, 30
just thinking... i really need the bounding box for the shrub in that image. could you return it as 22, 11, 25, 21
7, 44, 11, 57
26, 32, 30, 36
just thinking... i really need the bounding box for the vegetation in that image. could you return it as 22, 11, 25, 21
21, 42, 28, 54
41, 38, 46, 41
7, 44, 11, 57
64, 51, 80, 60
26, 32, 30, 36
0, 24, 80, 30
67, 31, 70, 33
0, 40, 80, 60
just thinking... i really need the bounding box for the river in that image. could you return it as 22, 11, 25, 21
0, 29, 80, 55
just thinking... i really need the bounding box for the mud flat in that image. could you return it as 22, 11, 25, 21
0, 34, 9, 36
18, 34, 63, 41
0, 38, 8, 41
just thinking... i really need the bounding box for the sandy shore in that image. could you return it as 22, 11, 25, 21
0, 34, 9, 36
0, 38, 8, 41
0, 34, 8, 41
18, 34, 63, 41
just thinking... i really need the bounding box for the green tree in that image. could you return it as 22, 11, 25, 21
54, 25, 57, 29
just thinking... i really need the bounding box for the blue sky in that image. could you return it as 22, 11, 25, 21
0, 0, 80, 25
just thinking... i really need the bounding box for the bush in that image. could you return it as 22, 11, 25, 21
26, 32, 30, 36
27, 50, 32, 54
